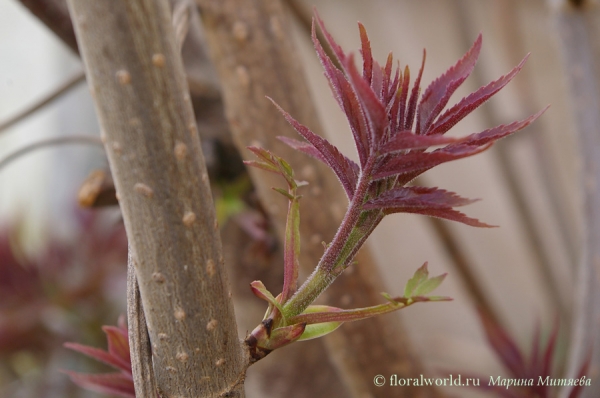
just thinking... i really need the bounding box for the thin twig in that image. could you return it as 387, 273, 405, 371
0, 135, 103, 171
0, 72, 86, 135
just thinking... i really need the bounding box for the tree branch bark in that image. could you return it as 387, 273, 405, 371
66, 1, 246, 396
550, 2, 600, 396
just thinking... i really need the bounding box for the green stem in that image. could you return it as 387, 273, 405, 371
281, 158, 379, 319
281, 267, 336, 319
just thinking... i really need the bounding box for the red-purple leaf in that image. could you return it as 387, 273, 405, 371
541, 317, 559, 381
278, 136, 325, 161
64, 343, 131, 374
457, 107, 548, 147
372, 143, 492, 180
386, 62, 401, 108
271, 100, 358, 200
279, 136, 360, 183
428, 54, 529, 136
405, 51, 426, 132
314, 13, 347, 67
312, 23, 370, 164
386, 206, 494, 228
380, 131, 464, 154
364, 186, 478, 211
344, 53, 389, 150
383, 53, 394, 97
63, 371, 135, 398
358, 22, 373, 85
396, 65, 410, 132
370, 59, 384, 101
103, 325, 130, 368
478, 308, 527, 378
250, 280, 282, 311
416, 34, 482, 136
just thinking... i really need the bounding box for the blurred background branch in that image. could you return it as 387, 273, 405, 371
550, 2, 600, 397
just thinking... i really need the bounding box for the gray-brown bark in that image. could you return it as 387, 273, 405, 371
551, 2, 600, 396
196, 0, 442, 396
66, 1, 246, 396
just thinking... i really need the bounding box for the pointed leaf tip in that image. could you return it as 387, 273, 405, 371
404, 262, 429, 297
459, 106, 549, 147
358, 22, 373, 84
313, 10, 346, 67
417, 33, 482, 135
271, 100, 359, 199
413, 273, 447, 296
404, 263, 447, 298
250, 280, 284, 313
102, 325, 130, 366
477, 308, 527, 378
429, 53, 535, 137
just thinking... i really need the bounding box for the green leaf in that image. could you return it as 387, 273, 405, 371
277, 157, 294, 180
273, 187, 294, 200
296, 305, 343, 340
403, 262, 429, 297
413, 273, 447, 296
298, 321, 342, 341
244, 160, 278, 174
246, 146, 305, 192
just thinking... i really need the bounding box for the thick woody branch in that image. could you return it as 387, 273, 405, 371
550, 3, 600, 397
66, 1, 245, 396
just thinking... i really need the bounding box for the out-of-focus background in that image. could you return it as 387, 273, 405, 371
0, 0, 596, 397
